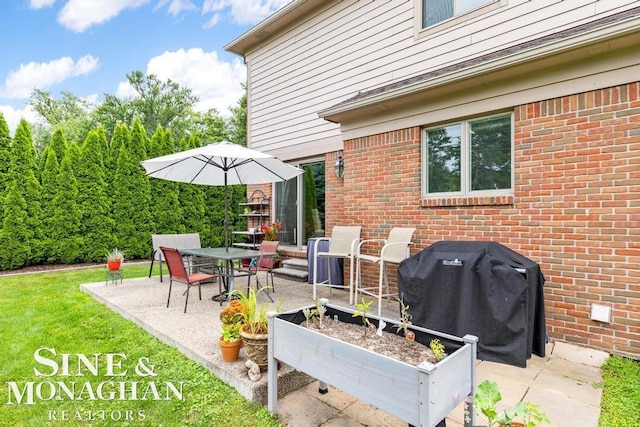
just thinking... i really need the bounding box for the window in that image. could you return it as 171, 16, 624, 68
423, 0, 494, 28
423, 113, 512, 196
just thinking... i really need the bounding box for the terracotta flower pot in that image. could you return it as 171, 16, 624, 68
107, 260, 122, 271
218, 337, 242, 362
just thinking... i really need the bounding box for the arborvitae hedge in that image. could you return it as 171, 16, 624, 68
0, 113, 254, 270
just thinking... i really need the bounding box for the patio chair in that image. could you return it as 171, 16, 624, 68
238, 240, 280, 303
355, 227, 415, 317
313, 226, 362, 304
160, 246, 218, 313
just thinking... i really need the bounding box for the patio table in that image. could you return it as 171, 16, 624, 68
179, 247, 276, 302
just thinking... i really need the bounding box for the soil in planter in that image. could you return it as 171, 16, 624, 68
302, 316, 441, 366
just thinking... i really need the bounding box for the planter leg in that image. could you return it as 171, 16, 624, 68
267, 312, 277, 414
318, 381, 328, 394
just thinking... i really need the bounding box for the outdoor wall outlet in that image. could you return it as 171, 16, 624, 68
590, 304, 611, 323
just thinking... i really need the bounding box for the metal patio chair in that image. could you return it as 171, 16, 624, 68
160, 246, 218, 313
355, 227, 415, 317
313, 226, 362, 304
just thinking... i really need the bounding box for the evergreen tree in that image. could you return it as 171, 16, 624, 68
178, 135, 208, 240
106, 124, 129, 189
0, 181, 31, 270
51, 155, 83, 263
148, 125, 162, 158
149, 127, 183, 234
48, 127, 69, 165
40, 148, 60, 262
66, 142, 81, 176
9, 119, 38, 181
0, 113, 11, 227
9, 120, 44, 264
0, 113, 11, 194
76, 130, 115, 261
96, 125, 109, 164
112, 118, 153, 258
128, 116, 148, 160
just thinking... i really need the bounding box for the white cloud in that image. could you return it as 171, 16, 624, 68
57, 0, 151, 33
29, 0, 56, 9
202, 0, 291, 26
115, 48, 245, 116
0, 55, 99, 99
47, 0, 290, 32
0, 105, 42, 135
148, 48, 245, 115
162, 0, 197, 16
115, 81, 137, 99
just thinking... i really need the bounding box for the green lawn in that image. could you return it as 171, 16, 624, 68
0, 265, 281, 426
598, 354, 640, 426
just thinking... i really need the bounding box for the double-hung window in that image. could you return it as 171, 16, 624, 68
423, 0, 496, 28
423, 113, 513, 196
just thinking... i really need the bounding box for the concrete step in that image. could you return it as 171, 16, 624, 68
273, 266, 308, 282
282, 258, 308, 272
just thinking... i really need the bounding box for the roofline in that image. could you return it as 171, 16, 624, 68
319, 9, 640, 122
224, 0, 327, 57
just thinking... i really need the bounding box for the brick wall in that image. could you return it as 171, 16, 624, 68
329, 82, 640, 358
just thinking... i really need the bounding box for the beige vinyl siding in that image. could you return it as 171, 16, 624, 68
242, 0, 640, 159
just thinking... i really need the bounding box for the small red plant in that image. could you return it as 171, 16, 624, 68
261, 221, 282, 241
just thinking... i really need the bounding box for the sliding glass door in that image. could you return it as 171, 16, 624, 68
275, 160, 325, 249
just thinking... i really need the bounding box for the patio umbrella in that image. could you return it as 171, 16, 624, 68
141, 141, 303, 250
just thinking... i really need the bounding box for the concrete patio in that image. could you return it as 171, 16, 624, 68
81, 270, 607, 427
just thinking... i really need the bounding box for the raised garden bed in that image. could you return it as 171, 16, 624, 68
267, 301, 478, 427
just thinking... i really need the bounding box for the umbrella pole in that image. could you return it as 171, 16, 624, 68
224, 171, 229, 252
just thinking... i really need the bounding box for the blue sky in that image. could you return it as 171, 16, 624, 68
0, 0, 291, 133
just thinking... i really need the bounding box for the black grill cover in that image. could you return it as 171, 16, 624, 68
397, 241, 546, 367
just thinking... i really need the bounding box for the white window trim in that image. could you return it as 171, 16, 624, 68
421, 112, 514, 198
414, 0, 507, 40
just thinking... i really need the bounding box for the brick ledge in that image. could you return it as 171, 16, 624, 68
420, 194, 514, 207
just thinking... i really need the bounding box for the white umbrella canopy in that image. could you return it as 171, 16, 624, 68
141, 141, 303, 250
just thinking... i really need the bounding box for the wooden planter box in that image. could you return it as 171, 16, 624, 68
267, 302, 478, 427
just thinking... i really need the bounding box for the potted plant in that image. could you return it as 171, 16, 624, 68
106, 248, 124, 271
218, 300, 247, 362
475, 380, 550, 426
231, 287, 271, 370
260, 221, 282, 241
219, 323, 243, 362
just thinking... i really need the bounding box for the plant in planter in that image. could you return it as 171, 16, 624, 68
218, 300, 248, 362
219, 323, 243, 362
303, 300, 327, 328
395, 296, 414, 341
106, 248, 124, 271
352, 298, 374, 337
260, 221, 282, 241
219, 299, 248, 326
429, 338, 446, 362
231, 287, 272, 370
268, 302, 479, 426
475, 380, 550, 427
